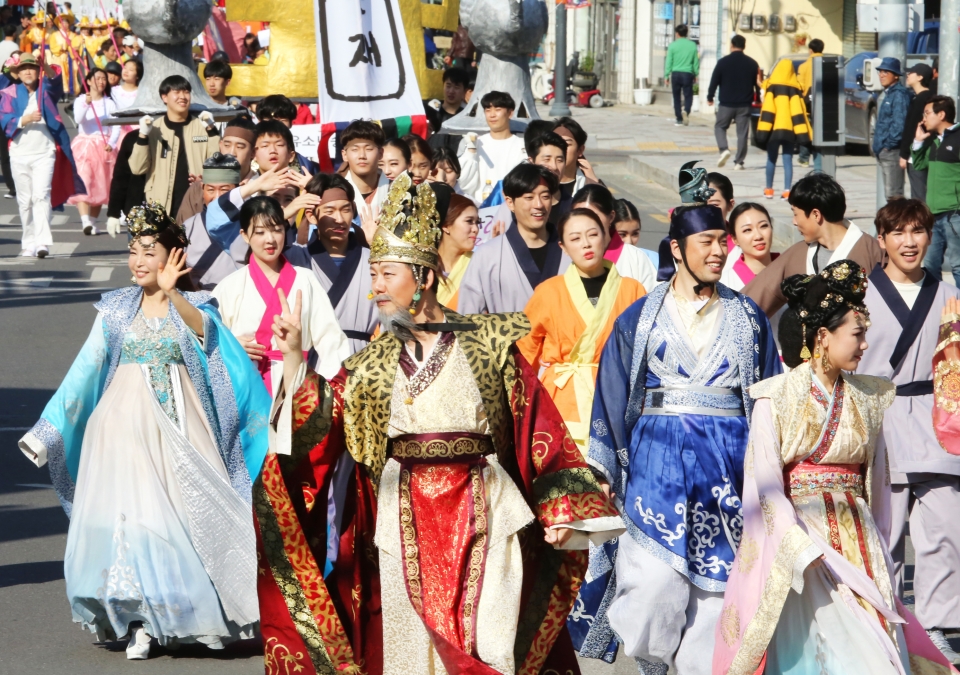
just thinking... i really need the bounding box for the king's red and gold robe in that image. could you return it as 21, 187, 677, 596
253, 309, 623, 675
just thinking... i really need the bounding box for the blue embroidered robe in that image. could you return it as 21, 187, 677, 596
570, 281, 781, 661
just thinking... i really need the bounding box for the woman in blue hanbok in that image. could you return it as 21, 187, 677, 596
18, 202, 271, 659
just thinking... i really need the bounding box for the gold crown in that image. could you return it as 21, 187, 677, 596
369, 172, 440, 270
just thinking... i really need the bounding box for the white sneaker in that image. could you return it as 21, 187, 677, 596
126, 625, 151, 660
926, 629, 960, 664
682, 112, 690, 126
733, 163, 745, 171
36, 246, 48, 258
717, 149, 731, 167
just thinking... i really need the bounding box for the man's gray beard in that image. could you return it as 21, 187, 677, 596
378, 303, 418, 343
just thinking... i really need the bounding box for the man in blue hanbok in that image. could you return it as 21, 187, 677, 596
570, 174, 781, 675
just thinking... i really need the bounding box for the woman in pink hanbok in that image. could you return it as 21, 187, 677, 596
714, 260, 959, 675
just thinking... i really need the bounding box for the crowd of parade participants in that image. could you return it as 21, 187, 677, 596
12, 22, 960, 672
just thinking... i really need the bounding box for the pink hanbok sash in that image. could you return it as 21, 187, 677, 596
248, 256, 299, 393
604, 230, 624, 264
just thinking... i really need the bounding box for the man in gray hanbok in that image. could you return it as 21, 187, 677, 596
859, 199, 960, 663
284, 173, 379, 354
458, 164, 570, 314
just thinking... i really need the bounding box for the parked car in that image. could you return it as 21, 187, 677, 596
751, 52, 936, 153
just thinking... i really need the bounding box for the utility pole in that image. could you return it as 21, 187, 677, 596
875, 0, 908, 211
550, 1, 572, 117
942, 0, 959, 104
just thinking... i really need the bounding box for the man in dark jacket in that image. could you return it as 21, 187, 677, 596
900, 62, 934, 201
707, 34, 759, 170
873, 57, 911, 201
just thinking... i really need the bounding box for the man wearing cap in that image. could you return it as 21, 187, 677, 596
900, 62, 935, 201
174, 115, 256, 224
253, 172, 623, 675
575, 170, 781, 674
0, 52, 83, 258
121, 34, 140, 63
873, 57, 911, 201
182, 152, 246, 290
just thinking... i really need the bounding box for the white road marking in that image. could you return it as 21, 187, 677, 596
47, 242, 79, 257
88, 267, 112, 282
86, 258, 129, 266
0, 214, 16, 224
0, 277, 53, 288
52, 215, 70, 225
0, 259, 35, 266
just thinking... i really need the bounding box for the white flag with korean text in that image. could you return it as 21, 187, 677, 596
313, 0, 425, 124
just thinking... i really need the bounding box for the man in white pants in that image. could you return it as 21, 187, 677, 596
0, 53, 73, 258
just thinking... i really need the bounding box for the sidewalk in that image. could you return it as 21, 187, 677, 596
549, 100, 882, 252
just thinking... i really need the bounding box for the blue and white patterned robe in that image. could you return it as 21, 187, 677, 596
570, 281, 781, 661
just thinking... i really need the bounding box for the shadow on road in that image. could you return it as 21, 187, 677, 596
0, 504, 68, 541
0, 559, 63, 588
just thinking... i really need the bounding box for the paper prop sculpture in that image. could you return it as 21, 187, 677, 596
121, 0, 230, 114
441, 0, 548, 134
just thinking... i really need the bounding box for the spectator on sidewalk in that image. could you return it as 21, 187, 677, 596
796, 38, 824, 171
756, 58, 810, 200
913, 95, 960, 286
457, 90, 527, 202
900, 62, 934, 202
707, 34, 758, 170
873, 57, 911, 201
665, 24, 699, 127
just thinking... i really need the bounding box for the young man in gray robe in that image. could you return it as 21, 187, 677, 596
284, 173, 379, 355
184, 153, 247, 291
458, 164, 570, 314
858, 199, 960, 664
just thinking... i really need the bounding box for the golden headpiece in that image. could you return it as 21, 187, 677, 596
79, 16, 91, 28
369, 172, 441, 270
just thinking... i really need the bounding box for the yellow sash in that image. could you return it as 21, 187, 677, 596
437, 251, 473, 306
554, 260, 622, 452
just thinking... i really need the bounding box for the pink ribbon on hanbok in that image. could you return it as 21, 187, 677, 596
733, 256, 756, 286
248, 256, 302, 393
604, 229, 624, 264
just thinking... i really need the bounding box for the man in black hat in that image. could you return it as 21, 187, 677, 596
900, 62, 935, 201
577, 174, 781, 673
873, 56, 911, 201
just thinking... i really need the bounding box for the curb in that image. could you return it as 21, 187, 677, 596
627, 154, 679, 194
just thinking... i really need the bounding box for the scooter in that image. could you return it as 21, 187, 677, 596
542, 52, 605, 108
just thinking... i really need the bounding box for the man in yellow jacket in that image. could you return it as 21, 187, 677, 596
796, 38, 823, 170
128, 75, 221, 221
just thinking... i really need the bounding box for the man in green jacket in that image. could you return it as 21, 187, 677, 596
665, 24, 700, 126
914, 95, 960, 286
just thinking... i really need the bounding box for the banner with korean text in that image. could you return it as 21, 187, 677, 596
313, 0, 428, 171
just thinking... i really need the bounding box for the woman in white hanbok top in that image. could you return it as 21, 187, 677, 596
212, 195, 350, 392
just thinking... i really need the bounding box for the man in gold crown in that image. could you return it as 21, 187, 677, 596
253, 173, 624, 675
